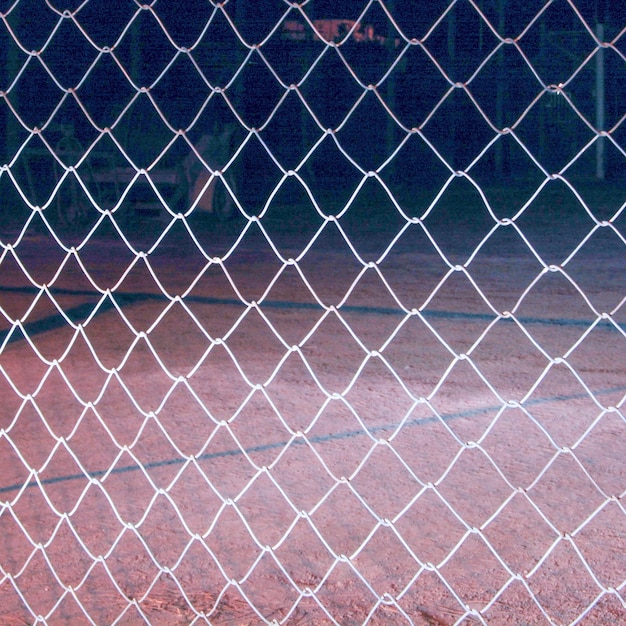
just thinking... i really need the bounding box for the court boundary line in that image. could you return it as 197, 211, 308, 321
1, 385, 624, 497
1, 285, 623, 349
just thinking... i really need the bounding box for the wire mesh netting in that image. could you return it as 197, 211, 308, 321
1, 0, 625, 624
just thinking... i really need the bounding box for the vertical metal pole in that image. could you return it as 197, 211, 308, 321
595, 22, 605, 180
447, 0, 456, 60
131, 16, 141, 87
234, 0, 247, 122
386, 0, 397, 179
4, 7, 21, 156
447, 0, 456, 169
495, 0, 506, 177
539, 20, 546, 164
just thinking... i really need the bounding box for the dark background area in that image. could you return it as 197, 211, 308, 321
0, 0, 624, 231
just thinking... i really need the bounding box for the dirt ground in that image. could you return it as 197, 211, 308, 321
1, 183, 625, 624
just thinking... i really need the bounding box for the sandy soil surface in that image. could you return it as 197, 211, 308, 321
1, 184, 625, 624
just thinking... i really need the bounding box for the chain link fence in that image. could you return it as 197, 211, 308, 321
1, 0, 625, 623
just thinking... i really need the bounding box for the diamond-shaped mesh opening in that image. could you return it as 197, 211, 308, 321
194, 11, 248, 86
335, 91, 403, 172
516, 178, 598, 263
300, 47, 365, 129
229, 51, 285, 129
8, 59, 62, 130
114, 94, 173, 168
151, 53, 210, 131
515, 91, 597, 175
425, 0, 499, 84
1, 1, 625, 624
390, 45, 450, 126
520, 2, 597, 86
42, 17, 97, 89
470, 44, 542, 128
422, 88, 496, 172
76, 53, 136, 129
259, 91, 320, 172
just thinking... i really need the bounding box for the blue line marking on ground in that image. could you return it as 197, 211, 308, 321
1, 284, 624, 495
1, 386, 624, 497
1, 285, 623, 349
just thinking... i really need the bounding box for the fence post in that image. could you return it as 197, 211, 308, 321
385, 0, 397, 180
3, 7, 21, 158
447, 0, 457, 168
595, 22, 605, 180
494, 0, 506, 178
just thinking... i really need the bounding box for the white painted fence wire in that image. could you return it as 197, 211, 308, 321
1, 0, 625, 624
